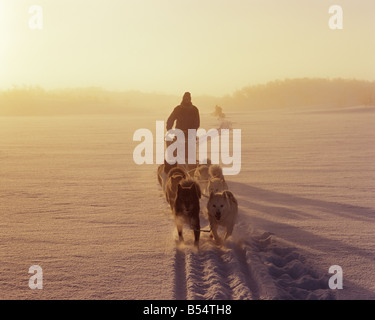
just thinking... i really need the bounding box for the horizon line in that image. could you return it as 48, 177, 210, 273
1, 77, 375, 98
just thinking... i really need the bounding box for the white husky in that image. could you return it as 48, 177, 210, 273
207, 190, 238, 245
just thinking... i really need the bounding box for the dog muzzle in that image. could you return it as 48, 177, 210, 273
215, 211, 221, 220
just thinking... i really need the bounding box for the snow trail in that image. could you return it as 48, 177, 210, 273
168, 206, 334, 300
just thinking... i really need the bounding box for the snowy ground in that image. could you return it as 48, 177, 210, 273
0, 106, 374, 300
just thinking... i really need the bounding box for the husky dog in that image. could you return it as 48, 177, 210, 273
194, 164, 210, 193
157, 160, 177, 191
173, 179, 201, 247
207, 190, 238, 244
164, 167, 187, 208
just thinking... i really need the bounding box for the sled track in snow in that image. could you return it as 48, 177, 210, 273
172, 232, 275, 300
172, 224, 336, 300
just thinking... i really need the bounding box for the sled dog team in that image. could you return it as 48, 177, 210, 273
157, 161, 238, 248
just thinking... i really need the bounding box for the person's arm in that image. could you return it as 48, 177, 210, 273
166, 107, 178, 131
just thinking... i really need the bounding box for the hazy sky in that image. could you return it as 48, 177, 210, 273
1, 0, 374, 96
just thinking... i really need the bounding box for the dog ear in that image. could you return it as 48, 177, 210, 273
223, 190, 237, 205
223, 190, 231, 200
209, 191, 215, 199
223, 191, 231, 206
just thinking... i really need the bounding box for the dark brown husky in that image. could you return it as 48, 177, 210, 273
164, 167, 187, 208
173, 178, 201, 247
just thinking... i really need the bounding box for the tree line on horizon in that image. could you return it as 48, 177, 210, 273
224, 78, 375, 109
0, 78, 374, 116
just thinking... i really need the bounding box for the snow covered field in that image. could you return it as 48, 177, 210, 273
0, 106, 374, 300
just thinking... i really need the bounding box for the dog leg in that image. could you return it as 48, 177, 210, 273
193, 229, 200, 248
211, 225, 222, 245
191, 216, 200, 248
176, 218, 184, 242
224, 225, 234, 240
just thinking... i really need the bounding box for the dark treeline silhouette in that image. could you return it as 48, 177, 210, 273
222, 78, 375, 110
1, 78, 374, 116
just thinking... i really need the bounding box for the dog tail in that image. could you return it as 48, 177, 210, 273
167, 166, 187, 179
209, 164, 224, 179
194, 164, 209, 179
